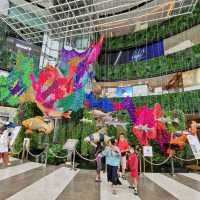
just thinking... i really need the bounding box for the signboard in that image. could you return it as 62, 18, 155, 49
187, 135, 200, 159
6, 37, 41, 57
63, 139, 79, 151
16, 43, 31, 51
143, 146, 153, 157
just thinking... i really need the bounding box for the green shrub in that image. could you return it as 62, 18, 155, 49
47, 144, 68, 165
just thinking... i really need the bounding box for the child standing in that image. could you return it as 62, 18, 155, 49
102, 138, 121, 195
0, 126, 10, 167
128, 145, 139, 195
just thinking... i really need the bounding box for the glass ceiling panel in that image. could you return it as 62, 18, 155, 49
0, 0, 198, 44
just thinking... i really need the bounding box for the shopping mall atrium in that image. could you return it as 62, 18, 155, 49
0, 0, 200, 200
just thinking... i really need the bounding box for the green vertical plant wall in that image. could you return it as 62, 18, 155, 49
95, 43, 200, 81
103, 1, 200, 50
80, 109, 96, 156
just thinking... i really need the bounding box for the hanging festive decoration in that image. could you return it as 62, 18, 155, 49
85, 92, 190, 151
132, 105, 157, 146
0, 36, 104, 117
132, 104, 188, 151
153, 104, 171, 152
22, 116, 54, 134
0, 35, 191, 153
84, 127, 111, 146
33, 35, 104, 115
85, 92, 136, 123
0, 53, 34, 106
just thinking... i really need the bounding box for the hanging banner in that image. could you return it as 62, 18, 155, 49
143, 146, 153, 157
187, 135, 200, 159
101, 40, 164, 65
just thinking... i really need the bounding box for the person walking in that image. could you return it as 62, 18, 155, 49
102, 138, 121, 195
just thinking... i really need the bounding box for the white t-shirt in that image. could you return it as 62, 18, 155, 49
0, 130, 9, 153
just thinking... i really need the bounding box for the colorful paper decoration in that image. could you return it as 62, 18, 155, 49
0, 53, 34, 106
0, 36, 104, 117
85, 92, 136, 123
22, 116, 54, 134
30, 36, 104, 116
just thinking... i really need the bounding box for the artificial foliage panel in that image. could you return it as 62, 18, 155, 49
95, 43, 200, 81
103, 1, 200, 50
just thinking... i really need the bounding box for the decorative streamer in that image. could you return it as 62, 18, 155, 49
85, 92, 136, 123
0, 36, 104, 117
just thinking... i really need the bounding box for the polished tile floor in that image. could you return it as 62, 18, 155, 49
0, 158, 200, 200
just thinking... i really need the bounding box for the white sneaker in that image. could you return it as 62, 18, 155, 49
134, 188, 138, 195
112, 189, 117, 195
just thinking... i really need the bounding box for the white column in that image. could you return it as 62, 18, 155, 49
39, 33, 62, 68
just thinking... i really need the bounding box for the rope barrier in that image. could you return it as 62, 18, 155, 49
75, 150, 97, 162
48, 149, 68, 159
173, 155, 197, 162
141, 153, 196, 165
27, 148, 46, 158
140, 153, 172, 166
10, 146, 23, 155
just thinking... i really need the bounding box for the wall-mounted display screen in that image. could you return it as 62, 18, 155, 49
116, 86, 133, 97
